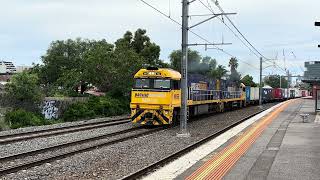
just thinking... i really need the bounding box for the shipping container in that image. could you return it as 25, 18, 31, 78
245, 86, 251, 102
284, 89, 288, 99
274, 88, 283, 99
250, 87, 260, 101
289, 89, 295, 98
262, 87, 273, 102
302, 90, 308, 97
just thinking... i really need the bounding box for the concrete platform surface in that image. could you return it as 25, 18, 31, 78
177, 98, 320, 180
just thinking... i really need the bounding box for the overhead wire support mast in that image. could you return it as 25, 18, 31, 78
177, 0, 234, 137
189, 13, 236, 29
177, 0, 190, 137
139, 0, 258, 136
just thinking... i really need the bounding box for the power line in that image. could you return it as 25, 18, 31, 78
200, 0, 287, 73
139, 0, 260, 71
213, 0, 271, 61
198, 0, 261, 59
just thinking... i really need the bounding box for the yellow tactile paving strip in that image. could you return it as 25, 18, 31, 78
186, 100, 295, 180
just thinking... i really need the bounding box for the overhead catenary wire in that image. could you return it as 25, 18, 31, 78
200, 0, 287, 73
198, 0, 261, 60
139, 0, 260, 71
213, 0, 271, 61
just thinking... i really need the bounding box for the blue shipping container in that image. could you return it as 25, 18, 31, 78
245, 86, 251, 102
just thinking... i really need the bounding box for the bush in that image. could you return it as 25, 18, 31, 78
5, 109, 46, 129
62, 103, 95, 122
62, 95, 129, 122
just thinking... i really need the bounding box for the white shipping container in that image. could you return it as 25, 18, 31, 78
295, 89, 301, 97
284, 89, 288, 98
250, 87, 255, 100
250, 87, 260, 101
255, 87, 260, 100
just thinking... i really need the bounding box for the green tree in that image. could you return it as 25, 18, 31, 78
210, 65, 228, 79
264, 75, 288, 88
169, 49, 202, 72
39, 38, 93, 85
115, 29, 161, 66
83, 38, 144, 95
33, 29, 163, 97
228, 57, 241, 82
5, 72, 43, 111
228, 57, 239, 71
241, 75, 257, 87
198, 56, 217, 75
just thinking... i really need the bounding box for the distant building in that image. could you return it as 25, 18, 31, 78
303, 61, 320, 99
0, 61, 16, 74
16, 65, 32, 73
304, 61, 320, 80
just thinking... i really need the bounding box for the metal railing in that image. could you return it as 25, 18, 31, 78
222, 91, 242, 99
188, 88, 242, 101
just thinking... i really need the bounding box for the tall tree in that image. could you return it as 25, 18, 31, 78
241, 75, 257, 87
169, 49, 202, 72
115, 29, 160, 66
264, 75, 288, 88
228, 57, 239, 72
32, 29, 163, 96
5, 72, 43, 112
210, 65, 228, 79
228, 57, 241, 82
40, 38, 93, 85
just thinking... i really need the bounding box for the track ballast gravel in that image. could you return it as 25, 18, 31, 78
1, 103, 278, 180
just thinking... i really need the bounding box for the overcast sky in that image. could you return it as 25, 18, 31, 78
0, 0, 319, 82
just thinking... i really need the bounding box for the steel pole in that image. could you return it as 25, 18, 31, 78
287, 70, 290, 99
177, 0, 190, 137
259, 57, 263, 106
280, 75, 282, 88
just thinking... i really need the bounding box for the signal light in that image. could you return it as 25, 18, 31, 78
315, 22, 320, 26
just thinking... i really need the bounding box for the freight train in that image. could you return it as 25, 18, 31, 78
130, 67, 308, 126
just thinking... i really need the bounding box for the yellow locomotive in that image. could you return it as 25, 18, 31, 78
130, 67, 246, 125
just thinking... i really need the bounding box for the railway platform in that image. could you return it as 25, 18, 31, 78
144, 98, 320, 180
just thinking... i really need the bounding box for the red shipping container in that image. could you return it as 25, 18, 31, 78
274, 88, 283, 99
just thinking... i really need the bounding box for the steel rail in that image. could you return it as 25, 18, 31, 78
0, 117, 131, 145
121, 109, 269, 180
0, 127, 164, 176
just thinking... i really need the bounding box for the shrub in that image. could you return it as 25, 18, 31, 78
62, 103, 95, 122
5, 109, 46, 129
62, 95, 129, 122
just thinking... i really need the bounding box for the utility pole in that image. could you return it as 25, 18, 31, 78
280, 75, 282, 88
177, 0, 190, 137
287, 70, 290, 98
259, 57, 263, 106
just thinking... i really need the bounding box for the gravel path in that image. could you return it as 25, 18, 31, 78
1, 103, 278, 180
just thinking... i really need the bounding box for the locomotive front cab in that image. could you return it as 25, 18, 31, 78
130, 68, 181, 125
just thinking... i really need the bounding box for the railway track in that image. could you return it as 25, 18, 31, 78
121, 108, 272, 180
0, 126, 165, 176
0, 117, 131, 145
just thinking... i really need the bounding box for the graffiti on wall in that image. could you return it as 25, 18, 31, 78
42, 100, 59, 119
41, 97, 88, 120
